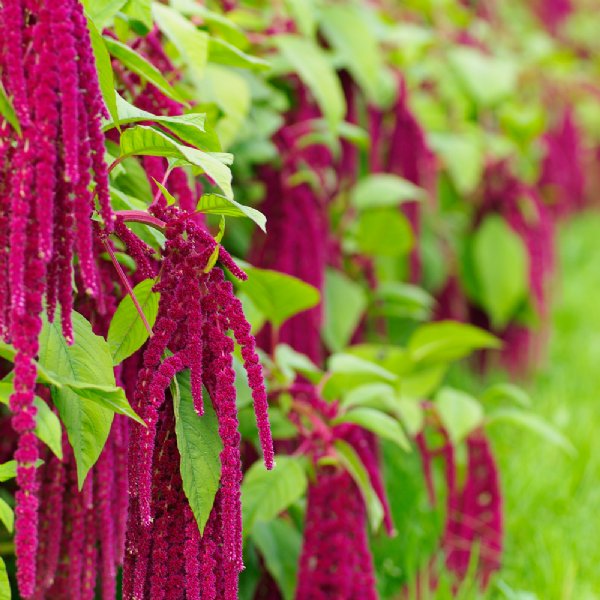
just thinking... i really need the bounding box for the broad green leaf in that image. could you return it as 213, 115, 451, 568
197, 193, 266, 232
0, 383, 63, 459
0, 81, 21, 135
375, 282, 434, 321
401, 363, 448, 400
408, 321, 501, 365
239, 268, 320, 329
241, 455, 307, 536
0, 342, 63, 386
351, 174, 425, 210
252, 519, 302, 600
108, 279, 160, 365
153, 3, 209, 85
38, 313, 115, 487
448, 47, 518, 108
328, 354, 397, 382
104, 37, 187, 104
274, 35, 345, 129
436, 387, 484, 445
120, 125, 234, 199
322, 268, 367, 353
355, 209, 413, 257
84, 0, 127, 29
283, 0, 316, 37
123, 0, 153, 32
173, 371, 223, 534
86, 17, 119, 125
274, 344, 322, 384
334, 440, 384, 531
0, 556, 10, 600
319, 4, 388, 105
395, 398, 424, 436
334, 408, 411, 452
482, 383, 531, 408
341, 382, 397, 411
0, 498, 13, 534
209, 37, 269, 71
0, 460, 43, 483
472, 215, 530, 329
486, 409, 575, 456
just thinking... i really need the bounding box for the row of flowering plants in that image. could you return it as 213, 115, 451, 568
0, 0, 597, 599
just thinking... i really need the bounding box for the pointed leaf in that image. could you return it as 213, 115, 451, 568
0, 556, 10, 600
196, 193, 266, 232
436, 387, 484, 445
0, 498, 13, 534
0, 81, 21, 135
334, 408, 411, 451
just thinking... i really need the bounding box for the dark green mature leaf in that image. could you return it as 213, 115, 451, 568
0, 81, 21, 135
241, 455, 307, 536
355, 209, 414, 257
351, 174, 425, 210
334, 408, 411, 451
0, 556, 10, 600
334, 440, 384, 531
108, 279, 160, 365
209, 38, 269, 71
322, 268, 367, 352
0, 498, 13, 534
408, 321, 501, 365
274, 35, 345, 129
104, 37, 187, 104
252, 519, 302, 600
197, 193, 266, 232
153, 3, 209, 85
86, 17, 119, 125
472, 215, 529, 329
172, 372, 222, 534
239, 268, 320, 329
436, 387, 484, 444
38, 313, 116, 487
0, 383, 63, 459
120, 126, 234, 199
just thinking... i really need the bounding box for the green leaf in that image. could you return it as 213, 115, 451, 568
38, 313, 116, 488
120, 125, 234, 199
86, 16, 119, 125
486, 409, 575, 456
239, 268, 320, 329
84, 0, 127, 29
0, 556, 10, 600
328, 353, 397, 383
104, 37, 187, 104
274, 35, 345, 129
0, 81, 21, 135
0, 460, 43, 483
153, 3, 209, 86
252, 519, 302, 600
351, 174, 424, 210
172, 371, 223, 534
472, 215, 530, 329
322, 268, 367, 353
482, 383, 531, 408
209, 37, 269, 71
0, 498, 13, 534
334, 408, 411, 452
408, 321, 501, 365
283, 0, 316, 37
123, 0, 153, 32
0, 383, 63, 459
334, 440, 384, 531
197, 193, 266, 232
355, 209, 414, 257
241, 455, 307, 536
108, 279, 160, 365
375, 282, 434, 321
436, 387, 484, 445
0, 342, 62, 387
274, 344, 322, 384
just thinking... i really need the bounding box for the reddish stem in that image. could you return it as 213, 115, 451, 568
115, 210, 166, 231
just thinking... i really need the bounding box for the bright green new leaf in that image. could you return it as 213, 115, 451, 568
408, 320, 501, 365
283, 0, 316, 37
197, 193, 266, 232
153, 3, 209, 85
375, 282, 434, 321
0, 460, 43, 483
472, 215, 530, 329
252, 519, 302, 600
436, 387, 484, 444
84, 0, 127, 29
209, 37, 269, 71
322, 268, 367, 353
482, 383, 531, 408
355, 209, 414, 257
172, 371, 223, 534
120, 125, 234, 199
239, 268, 320, 329
334, 440, 384, 531
274, 344, 322, 384
0, 81, 21, 136
241, 456, 307, 536
0, 498, 13, 534
335, 408, 411, 452
123, 0, 153, 32
328, 353, 397, 382
351, 174, 425, 211
108, 279, 160, 365
0, 556, 10, 600
274, 35, 345, 129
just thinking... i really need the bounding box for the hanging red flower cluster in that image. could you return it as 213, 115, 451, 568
123, 201, 273, 599
0, 0, 114, 594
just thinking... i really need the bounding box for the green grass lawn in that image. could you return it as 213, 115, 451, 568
487, 212, 600, 599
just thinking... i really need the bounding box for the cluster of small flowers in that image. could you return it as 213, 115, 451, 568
124, 202, 273, 599
0, 1, 114, 595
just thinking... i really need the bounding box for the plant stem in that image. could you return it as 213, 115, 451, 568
115, 210, 166, 231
